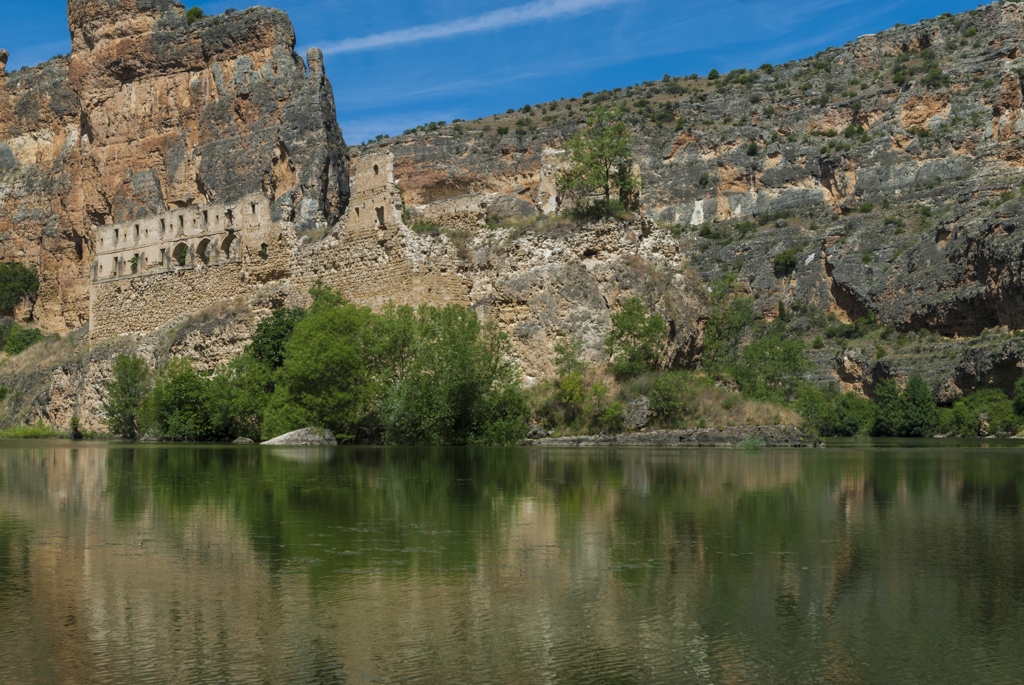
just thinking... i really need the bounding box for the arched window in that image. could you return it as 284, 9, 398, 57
221, 233, 236, 260
197, 238, 211, 265
172, 242, 189, 266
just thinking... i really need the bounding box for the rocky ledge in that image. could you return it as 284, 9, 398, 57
522, 424, 821, 448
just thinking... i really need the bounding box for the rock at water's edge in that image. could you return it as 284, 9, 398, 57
232, 436, 255, 444
261, 427, 337, 446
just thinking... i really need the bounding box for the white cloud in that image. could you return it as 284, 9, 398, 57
319, 0, 629, 55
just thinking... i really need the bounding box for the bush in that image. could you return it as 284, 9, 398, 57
103, 354, 150, 438
249, 307, 306, 368
0, 263, 39, 315
146, 358, 213, 441
797, 384, 874, 436
732, 334, 810, 401
939, 389, 1020, 437
4, 325, 44, 356
381, 305, 528, 445
746, 142, 759, 156
707, 69, 720, 80
186, 6, 204, 24
773, 248, 799, 277
605, 298, 668, 377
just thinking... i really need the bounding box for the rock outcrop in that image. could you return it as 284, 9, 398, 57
1, 0, 347, 332
262, 427, 337, 445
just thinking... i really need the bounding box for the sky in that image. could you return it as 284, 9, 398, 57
1, 0, 986, 144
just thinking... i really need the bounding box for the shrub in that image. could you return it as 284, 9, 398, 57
103, 354, 150, 439
605, 298, 668, 377
812, 335, 824, 349
698, 172, 710, 186
940, 389, 1020, 437
147, 358, 213, 441
380, 305, 528, 445
186, 6, 204, 24
4, 325, 44, 356
735, 436, 767, 450
732, 334, 810, 401
872, 380, 907, 436
902, 375, 939, 436
746, 142, 759, 156
773, 248, 799, 277
797, 384, 874, 436
708, 69, 720, 80
0, 263, 39, 315
496, 126, 509, 135
859, 202, 874, 213
249, 307, 306, 368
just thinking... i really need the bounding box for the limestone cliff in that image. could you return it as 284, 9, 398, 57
0, 0, 347, 332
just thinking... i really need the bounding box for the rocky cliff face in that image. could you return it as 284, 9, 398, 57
0, 0, 347, 332
361, 1, 1024, 397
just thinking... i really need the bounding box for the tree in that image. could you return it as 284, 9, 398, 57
148, 358, 212, 441
604, 298, 668, 377
103, 354, 150, 438
731, 334, 810, 401
0, 262, 39, 315
1013, 375, 1024, 416
700, 272, 754, 371
381, 305, 528, 445
249, 307, 306, 368
186, 6, 204, 24
872, 380, 907, 436
262, 299, 374, 440
557, 106, 640, 217
902, 375, 938, 437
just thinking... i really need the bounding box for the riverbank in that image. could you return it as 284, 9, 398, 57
522, 424, 821, 448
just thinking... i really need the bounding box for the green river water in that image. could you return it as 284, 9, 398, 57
0, 439, 1022, 683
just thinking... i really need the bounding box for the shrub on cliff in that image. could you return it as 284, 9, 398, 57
186, 7, 204, 25
557, 106, 640, 219
0, 263, 39, 315
605, 298, 668, 378
103, 354, 150, 439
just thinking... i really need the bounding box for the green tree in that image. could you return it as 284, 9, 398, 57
700, 272, 754, 371
262, 299, 374, 440
249, 307, 306, 368
148, 357, 212, 441
186, 6, 204, 24
731, 334, 810, 401
0, 263, 39, 315
557, 106, 640, 217
902, 374, 938, 437
381, 305, 528, 445
604, 298, 668, 377
102, 354, 150, 438
1013, 375, 1024, 416
206, 352, 275, 441
872, 380, 907, 436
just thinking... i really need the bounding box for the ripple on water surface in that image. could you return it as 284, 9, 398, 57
0, 440, 1023, 683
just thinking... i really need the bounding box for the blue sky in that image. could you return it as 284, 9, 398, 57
2, 0, 984, 144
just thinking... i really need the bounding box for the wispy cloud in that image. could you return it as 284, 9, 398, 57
319, 0, 629, 55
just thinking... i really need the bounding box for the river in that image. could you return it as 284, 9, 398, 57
1, 439, 1022, 683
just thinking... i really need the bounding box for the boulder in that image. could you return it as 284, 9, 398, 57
624, 396, 652, 430
232, 436, 255, 444
526, 424, 549, 440
261, 427, 337, 446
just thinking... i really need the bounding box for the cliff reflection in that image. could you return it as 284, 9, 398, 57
0, 442, 1022, 684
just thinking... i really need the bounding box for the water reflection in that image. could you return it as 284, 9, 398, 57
0, 440, 1022, 684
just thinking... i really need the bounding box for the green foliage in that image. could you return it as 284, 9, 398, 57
103, 354, 150, 438
773, 248, 799, 276
939, 389, 1020, 437
732, 334, 811, 401
735, 436, 767, 450
0, 420, 61, 439
263, 300, 374, 440
604, 298, 668, 377
647, 371, 703, 426
186, 6, 204, 24
381, 305, 528, 445
872, 380, 907, 436
554, 335, 587, 378
249, 307, 306, 368
147, 358, 213, 441
707, 69, 720, 80
557, 106, 640, 216
812, 335, 824, 349
746, 141, 759, 156
796, 384, 874, 436
700, 276, 754, 371
0, 263, 39, 314
902, 375, 939, 437
1013, 375, 1024, 416
4, 325, 44, 356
